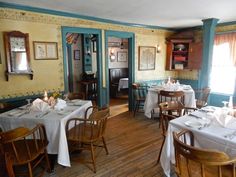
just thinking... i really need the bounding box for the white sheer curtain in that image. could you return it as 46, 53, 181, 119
210, 33, 236, 94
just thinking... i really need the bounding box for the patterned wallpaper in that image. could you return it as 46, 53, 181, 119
2, 8, 234, 99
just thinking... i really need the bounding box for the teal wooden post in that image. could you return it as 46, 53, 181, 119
199, 18, 219, 89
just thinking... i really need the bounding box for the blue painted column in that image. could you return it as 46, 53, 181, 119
199, 18, 219, 88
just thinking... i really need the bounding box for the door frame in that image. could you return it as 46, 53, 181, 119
61, 26, 103, 107
105, 30, 135, 111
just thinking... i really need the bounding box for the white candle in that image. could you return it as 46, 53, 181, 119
44, 90, 48, 101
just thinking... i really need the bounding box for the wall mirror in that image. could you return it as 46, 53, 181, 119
4, 31, 33, 80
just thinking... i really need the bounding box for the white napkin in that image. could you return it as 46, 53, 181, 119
54, 98, 67, 110
182, 85, 191, 90
31, 98, 50, 112
214, 109, 236, 128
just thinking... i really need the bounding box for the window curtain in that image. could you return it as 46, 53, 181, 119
214, 32, 236, 66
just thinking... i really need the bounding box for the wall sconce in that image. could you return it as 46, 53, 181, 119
157, 44, 161, 53
110, 49, 116, 61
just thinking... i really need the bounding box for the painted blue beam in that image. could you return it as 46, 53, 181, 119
199, 18, 219, 89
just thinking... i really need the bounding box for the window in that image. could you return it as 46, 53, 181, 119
210, 33, 236, 94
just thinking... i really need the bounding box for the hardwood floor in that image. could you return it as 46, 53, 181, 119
44, 111, 173, 177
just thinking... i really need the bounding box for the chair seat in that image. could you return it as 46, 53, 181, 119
177, 157, 233, 177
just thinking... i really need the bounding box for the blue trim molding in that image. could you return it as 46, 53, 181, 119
61, 27, 103, 107
0, 2, 171, 31
199, 18, 219, 89
105, 30, 135, 110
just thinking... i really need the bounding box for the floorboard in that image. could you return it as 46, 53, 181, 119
43, 111, 175, 177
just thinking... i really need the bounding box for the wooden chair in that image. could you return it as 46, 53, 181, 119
156, 101, 197, 164
151, 90, 185, 123
68, 92, 85, 100
132, 83, 149, 117
173, 129, 236, 177
194, 87, 211, 108
0, 124, 51, 177
65, 106, 110, 173
156, 100, 184, 163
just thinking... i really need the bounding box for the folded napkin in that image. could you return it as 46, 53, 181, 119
54, 98, 67, 111
163, 84, 180, 91
182, 85, 191, 90
31, 98, 50, 112
214, 109, 236, 129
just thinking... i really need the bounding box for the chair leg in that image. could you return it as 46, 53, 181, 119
90, 143, 96, 173
102, 137, 109, 155
157, 137, 165, 164
28, 163, 33, 177
5, 153, 15, 177
133, 102, 138, 117
44, 150, 52, 173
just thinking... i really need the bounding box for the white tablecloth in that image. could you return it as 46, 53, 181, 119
0, 100, 93, 167
160, 106, 236, 177
144, 85, 196, 118
118, 78, 129, 91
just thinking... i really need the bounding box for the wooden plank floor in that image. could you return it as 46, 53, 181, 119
44, 111, 174, 177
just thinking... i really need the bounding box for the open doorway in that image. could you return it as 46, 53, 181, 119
108, 37, 129, 116
65, 33, 98, 104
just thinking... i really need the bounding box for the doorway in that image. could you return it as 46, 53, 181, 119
105, 31, 135, 116
65, 33, 98, 103
61, 27, 103, 107
108, 37, 129, 116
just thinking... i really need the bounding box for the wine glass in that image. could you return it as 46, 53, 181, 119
25, 98, 32, 112
222, 101, 229, 108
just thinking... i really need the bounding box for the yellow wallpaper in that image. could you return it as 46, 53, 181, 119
0, 7, 208, 99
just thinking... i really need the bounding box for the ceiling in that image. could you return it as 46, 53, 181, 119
1, 0, 236, 28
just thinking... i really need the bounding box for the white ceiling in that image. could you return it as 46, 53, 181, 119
1, 0, 236, 28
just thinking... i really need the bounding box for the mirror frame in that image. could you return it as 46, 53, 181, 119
3, 31, 33, 80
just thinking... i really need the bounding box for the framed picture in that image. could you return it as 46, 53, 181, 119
33, 41, 58, 60
108, 42, 120, 48
138, 46, 156, 70
74, 50, 80, 60
117, 51, 127, 62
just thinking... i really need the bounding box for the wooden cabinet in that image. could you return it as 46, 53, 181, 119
166, 39, 202, 70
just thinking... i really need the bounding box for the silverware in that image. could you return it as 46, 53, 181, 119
224, 131, 236, 140
198, 123, 210, 130
189, 113, 202, 119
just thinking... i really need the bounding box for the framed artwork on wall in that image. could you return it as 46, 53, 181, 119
138, 46, 156, 70
117, 51, 127, 62
74, 50, 80, 60
33, 41, 58, 60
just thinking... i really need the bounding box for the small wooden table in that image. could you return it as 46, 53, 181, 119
78, 79, 97, 100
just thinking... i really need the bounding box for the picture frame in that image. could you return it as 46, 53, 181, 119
138, 46, 156, 70
33, 41, 58, 60
117, 51, 127, 62
74, 50, 80, 60
108, 42, 120, 48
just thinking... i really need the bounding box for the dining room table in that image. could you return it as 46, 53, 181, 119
118, 77, 129, 91
144, 84, 196, 118
0, 99, 93, 167
160, 106, 236, 177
